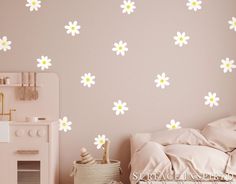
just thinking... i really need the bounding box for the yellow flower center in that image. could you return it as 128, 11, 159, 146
63, 122, 67, 127
234, 22, 236, 26
99, 140, 105, 144
42, 60, 47, 65
192, 2, 197, 6
210, 98, 214, 102
86, 78, 90, 82
118, 105, 123, 110
127, 5, 131, 9
160, 79, 164, 83
226, 63, 231, 68
171, 125, 176, 129
119, 46, 123, 50
2, 41, 6, 46
179, 37, 184, 41
71, 26, 75, 30
32, 1, 36, 5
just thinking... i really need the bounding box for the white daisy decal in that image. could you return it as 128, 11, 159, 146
80, 73, 95, 88
228, 17, 236, 32
94, 134, 108, 149
65, 21, 81, 36
37, 56, 52, 70
204, 92, 220, 108
154, 73, 170, 89
25, 0, 41, 12
112, 100, 128, 115
174, 32, 190, 47
220, 58, 236, 73
59, 116, 72, 132
112, 41, 128, 56
0, 36, 12, 52
186, 0, 202, 12
120, 0, 136, 15
166, 120, 181, 130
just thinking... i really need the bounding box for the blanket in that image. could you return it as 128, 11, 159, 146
130, 116, 236, 184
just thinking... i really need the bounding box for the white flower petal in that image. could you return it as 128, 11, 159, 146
112, 41, 128, 56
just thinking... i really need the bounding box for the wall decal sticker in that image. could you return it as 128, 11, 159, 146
25, 0, 41, 12
37, 56, 52, 70
174, 32, 190, 47
112, 100, 128, 115
120, 0, 136, 15
64, 21, 81, 36
154, 73, 170, 89
186, 0, 202, 12
80, 73, 96, 88
228, 17, 236, 32
220, 58, 236, 73
59, 116, 72, 132
0, 36, 11, 52
166, 119, 181, 130
94, 134, 108, 149
204, 92, 220, 108
112, 41, 128, 56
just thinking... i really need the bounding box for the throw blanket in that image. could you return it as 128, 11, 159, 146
130, 116, 236, 184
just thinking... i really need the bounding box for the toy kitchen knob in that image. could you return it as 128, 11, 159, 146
28, 129, 37, 137
15, 129, 25, 137
37, 129, 46, 137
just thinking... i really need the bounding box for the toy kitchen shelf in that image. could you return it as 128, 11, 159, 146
18, 161, 40, 184
0, 84, 42, 87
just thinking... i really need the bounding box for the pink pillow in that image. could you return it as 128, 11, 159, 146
150, 128, 209, 146
207, 116, 236, 130
201, 116, 236, 152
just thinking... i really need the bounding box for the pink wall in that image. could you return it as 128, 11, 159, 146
1, 0, 236, 183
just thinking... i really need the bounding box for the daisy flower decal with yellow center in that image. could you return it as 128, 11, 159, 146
112, 100, 128, 115
37, 56, 52, 70
186, 0, 202, 12
174, 32, 190, 47
26, 0, 41, 11
228, 17, 236, 32
204, 92, 220, 108
94, 134, 108, 149
112, 41, 128, 56
0, 36, 12, 52
155, 73, 170, 89
120, 0, 136, 15
81, 73, 95, 88
166, 120, 181, 130
65, 21, 81, 36
220, 58, 236, 73
59, 116, 72, 132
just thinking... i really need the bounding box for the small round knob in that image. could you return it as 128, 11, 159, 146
15, 129, 25, 137
37, 129, 46, 137
28, 129, 37, 137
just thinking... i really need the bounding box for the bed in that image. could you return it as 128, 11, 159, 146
129, 116, 236, 184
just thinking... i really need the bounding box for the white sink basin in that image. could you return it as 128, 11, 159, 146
0, 121, 10, 142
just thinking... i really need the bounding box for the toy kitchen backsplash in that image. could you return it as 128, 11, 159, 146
0, 72, 59, 122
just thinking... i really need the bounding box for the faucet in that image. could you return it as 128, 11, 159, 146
0, 92, 16, 121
